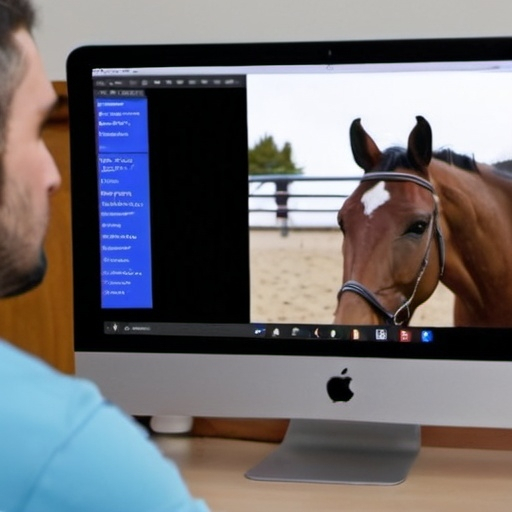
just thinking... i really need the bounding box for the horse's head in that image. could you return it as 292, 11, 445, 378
334, 116, 445, 326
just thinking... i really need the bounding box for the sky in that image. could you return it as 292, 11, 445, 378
246, 67, 512, 227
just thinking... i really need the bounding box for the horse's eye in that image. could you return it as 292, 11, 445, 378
405, 220, 428, 236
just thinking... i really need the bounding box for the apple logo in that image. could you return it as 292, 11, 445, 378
327, 368, 354, 402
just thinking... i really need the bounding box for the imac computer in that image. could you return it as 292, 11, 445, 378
67, 37, 512, 485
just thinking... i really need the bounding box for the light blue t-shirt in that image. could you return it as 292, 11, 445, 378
0, 340, 209, 512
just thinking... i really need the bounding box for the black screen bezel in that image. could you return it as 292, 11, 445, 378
67, 37, 512, 361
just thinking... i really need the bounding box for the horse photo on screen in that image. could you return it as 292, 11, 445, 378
335, 116, 512, 327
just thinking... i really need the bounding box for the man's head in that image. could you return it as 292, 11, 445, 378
0, 0, 35, 153
0, 0, 61, 297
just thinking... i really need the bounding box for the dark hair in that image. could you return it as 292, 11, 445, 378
0, 0, 36, 153
0, 0, 35, 41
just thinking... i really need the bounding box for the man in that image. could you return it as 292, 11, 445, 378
0, 2, 209, 510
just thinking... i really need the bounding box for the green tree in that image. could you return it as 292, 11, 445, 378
248, 135, 302, 175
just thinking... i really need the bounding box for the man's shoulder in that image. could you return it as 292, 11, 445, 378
0, 339, 104, 455
0, 339, 101, 409
0, 339, 113, 508
0, 340, 210, 512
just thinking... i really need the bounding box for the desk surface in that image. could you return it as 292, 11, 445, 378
155, 435, 512, 512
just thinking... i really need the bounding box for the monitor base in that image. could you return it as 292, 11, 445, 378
245, 419, 420, 485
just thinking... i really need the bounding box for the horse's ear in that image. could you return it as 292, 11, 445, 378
407, 116, 432, 173
350, 118, 382, 172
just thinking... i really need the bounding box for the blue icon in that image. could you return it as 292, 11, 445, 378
421, 330, 434, 342
253, 325, 266, 336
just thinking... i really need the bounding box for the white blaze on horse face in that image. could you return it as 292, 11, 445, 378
361, 181, 390, 217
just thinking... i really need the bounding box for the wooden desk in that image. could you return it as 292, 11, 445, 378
155, 435, 512, 512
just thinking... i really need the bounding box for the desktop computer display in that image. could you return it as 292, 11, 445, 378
67, 38, 512, 484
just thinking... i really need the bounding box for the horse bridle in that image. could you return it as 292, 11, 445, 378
337, 172, 445, 326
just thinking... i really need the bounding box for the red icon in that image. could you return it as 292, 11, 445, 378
399, 330, 412, 342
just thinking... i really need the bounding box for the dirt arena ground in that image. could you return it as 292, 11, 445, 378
250, 228, 454, 326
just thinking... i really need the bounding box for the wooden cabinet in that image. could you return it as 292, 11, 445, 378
0, 82, 73, 374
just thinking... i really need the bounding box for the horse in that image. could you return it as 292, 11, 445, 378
334, 116, 512, 327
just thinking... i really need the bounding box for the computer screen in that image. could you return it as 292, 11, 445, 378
67, 38, 512, 485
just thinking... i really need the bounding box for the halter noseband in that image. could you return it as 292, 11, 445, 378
338, 172, 445, 326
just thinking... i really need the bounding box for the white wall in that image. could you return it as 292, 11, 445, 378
33, 0, 512, 80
